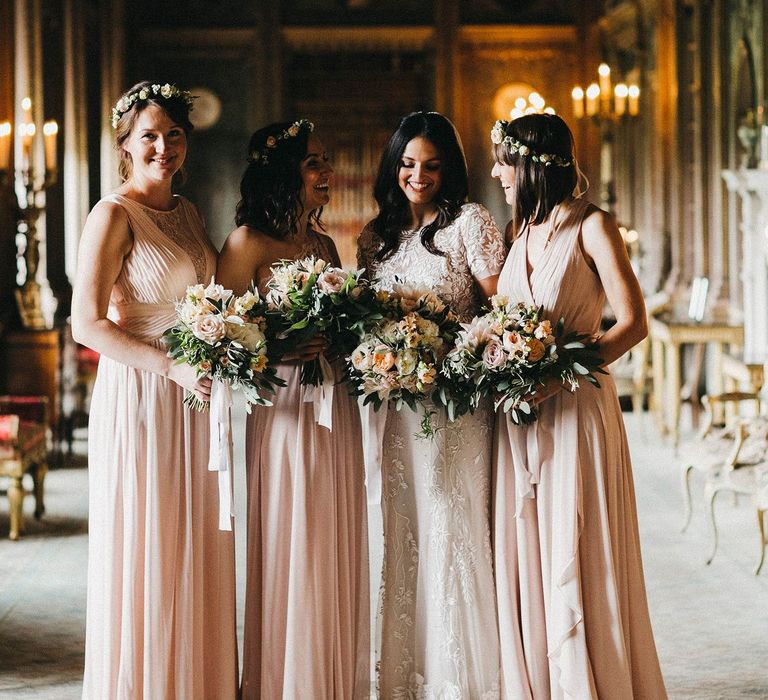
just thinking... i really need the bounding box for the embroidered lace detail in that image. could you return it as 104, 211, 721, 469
361, 203, 503, 696
377, 406, 499, 698
357, 203, 506, 322
139, 202, 208, 284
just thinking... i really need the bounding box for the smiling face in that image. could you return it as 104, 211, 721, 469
299, 133, 333, 211
398, 136, 442, 208
121, 104, 187, 183
491, 160, 516, 205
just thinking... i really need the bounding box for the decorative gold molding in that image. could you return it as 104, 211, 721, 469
282, 26, 434, 52
459, 24, 576, 47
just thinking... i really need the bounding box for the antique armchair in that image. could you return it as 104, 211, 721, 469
704, 416, 768, 575
680, 391, 761, 532
0, 395, 48, 540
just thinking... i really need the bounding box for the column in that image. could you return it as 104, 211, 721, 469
433, 0, 459, 118
63, 0, 89, 282
99, 0, 124, 195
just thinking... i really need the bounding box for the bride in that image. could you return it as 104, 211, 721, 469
357, 111, 505, 697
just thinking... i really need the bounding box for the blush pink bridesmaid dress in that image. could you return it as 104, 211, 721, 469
82, 194, 238, 700
492, 197, 667, 699
240, 233, 370, 700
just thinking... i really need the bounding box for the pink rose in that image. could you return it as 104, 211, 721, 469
482, 337, 506, 369
192, 314, 226, 344
317, 269, 346, 295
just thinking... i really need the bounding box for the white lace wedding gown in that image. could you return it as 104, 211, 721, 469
358, 203, 506, 699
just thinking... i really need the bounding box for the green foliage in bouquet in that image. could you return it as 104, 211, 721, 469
265, 256, 384, 385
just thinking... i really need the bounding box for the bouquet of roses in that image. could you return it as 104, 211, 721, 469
347, 284, 461, 436
265, 256, 382, 385
442, 295, 606, 425
162, 278, 284, 411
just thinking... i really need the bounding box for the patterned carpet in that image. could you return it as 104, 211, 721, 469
0, 412, 766, 698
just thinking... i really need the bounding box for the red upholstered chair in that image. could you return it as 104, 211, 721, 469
0, 396, 48, 540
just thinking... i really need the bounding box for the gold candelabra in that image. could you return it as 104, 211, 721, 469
571, 63, 640, 121
0, 97, 58, 330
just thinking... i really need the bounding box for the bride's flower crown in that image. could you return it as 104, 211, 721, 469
248, 119, 315, 166
111, 83, 194, 128
490, 120, 572, 168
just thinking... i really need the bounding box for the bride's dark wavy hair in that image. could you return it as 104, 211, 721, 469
372, 111, 468, 261
235, 121, 323, 238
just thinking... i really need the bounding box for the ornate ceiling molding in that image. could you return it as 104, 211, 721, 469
282, 26, 434, 52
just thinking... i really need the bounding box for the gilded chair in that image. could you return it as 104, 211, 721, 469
0, 395, 48, 540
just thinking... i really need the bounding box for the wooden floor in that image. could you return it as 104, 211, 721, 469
0, 411, 767, 699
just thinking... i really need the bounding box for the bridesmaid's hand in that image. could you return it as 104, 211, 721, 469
283, 335, 328, 362
167, 363, 212, 402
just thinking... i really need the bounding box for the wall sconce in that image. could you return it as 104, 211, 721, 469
0, 96, 58, 329
572, 63, 640, 120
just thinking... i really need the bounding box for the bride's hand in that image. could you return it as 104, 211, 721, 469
167, 363, 212, 402
283, 335, 328, 362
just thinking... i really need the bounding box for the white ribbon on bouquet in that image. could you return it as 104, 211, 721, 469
208, 378, 235, 531
358, 398, 389, 506
303, 354, 336, 430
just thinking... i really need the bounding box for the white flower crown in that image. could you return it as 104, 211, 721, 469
490, 120, 572, 168
248, 119, 315, 165
111, 83, 194, 128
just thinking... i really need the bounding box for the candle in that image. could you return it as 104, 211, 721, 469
628, 85, 640, 116
0, 121, 11, 171
21, 97, 32, 123
586, 83, 600, 117
43, 120, 58, 173
598, 64, 611, 112
614, 83, 628, 116
598, 64, 611, 95
571, 87, 585, 118
21, 122, 35, 170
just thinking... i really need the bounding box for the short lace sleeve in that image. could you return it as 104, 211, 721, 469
461, 203, 506, 280
357, 221, 382, 276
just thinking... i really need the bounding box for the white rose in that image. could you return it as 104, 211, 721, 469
317, 269, 346, 295
225, 321, 265, 352
161, 84, 172, 98
351, 345, 371, 371
139, 89, 148, 100
192, 314, 226, 344
395, 349, 418, 375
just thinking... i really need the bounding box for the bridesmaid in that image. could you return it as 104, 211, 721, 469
489, 113, 667, 699
72, 81, 238, 698
357, 111, 505, 697
217, 120, 369, 699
